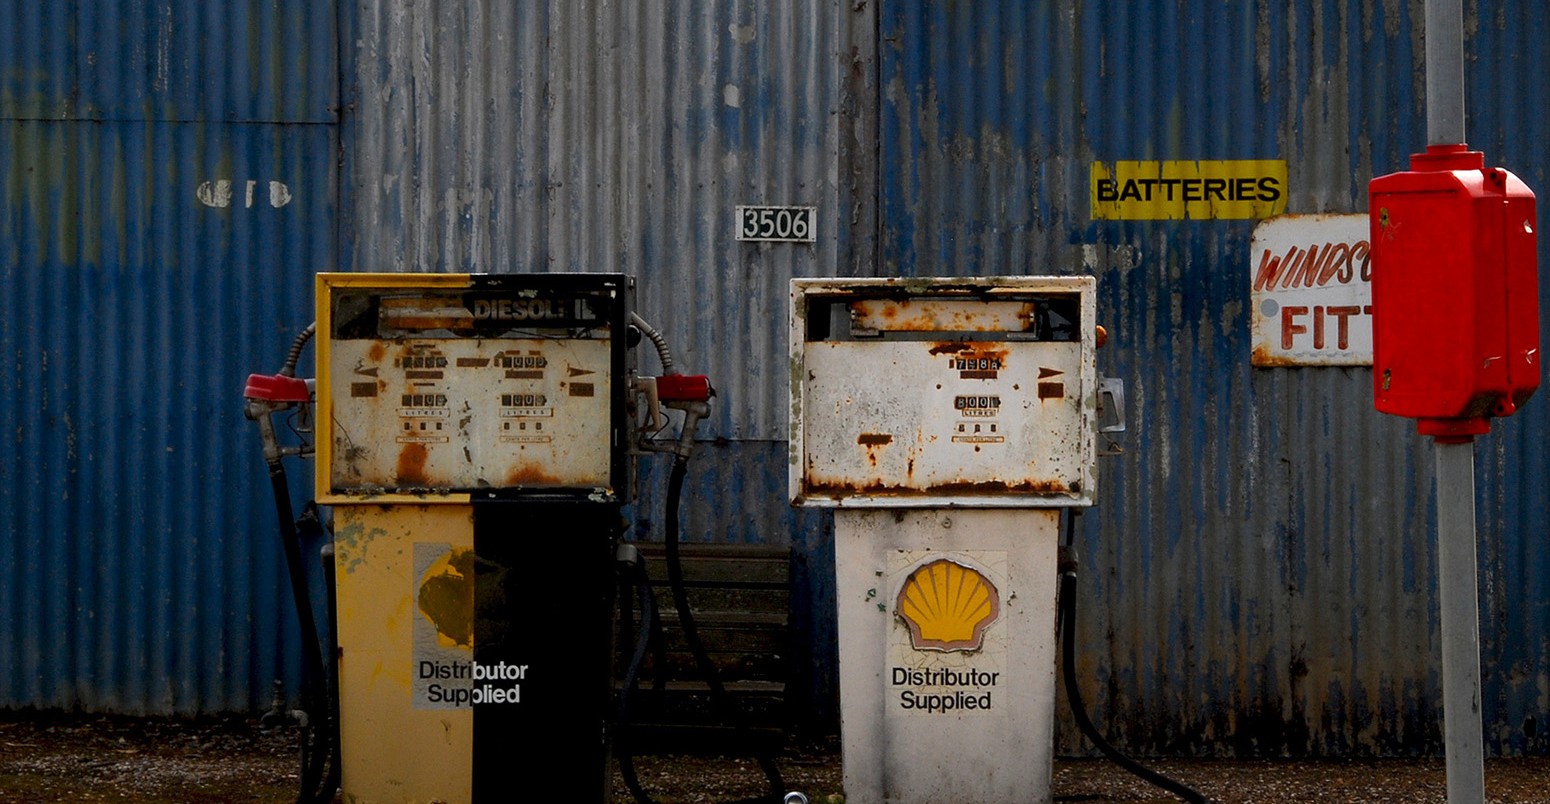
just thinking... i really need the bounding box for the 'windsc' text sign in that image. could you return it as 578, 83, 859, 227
1250, 214, 1372, 367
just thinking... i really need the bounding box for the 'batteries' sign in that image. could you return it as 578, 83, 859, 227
1249, 214, 1372, 367
1091, 160, 1288, 220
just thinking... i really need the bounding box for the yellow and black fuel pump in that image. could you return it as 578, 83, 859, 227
317, 272, 634, 802
246, 272, 712, 803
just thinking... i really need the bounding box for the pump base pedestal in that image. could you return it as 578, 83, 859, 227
835, 508, 1059, 804
333, 500, 618, 804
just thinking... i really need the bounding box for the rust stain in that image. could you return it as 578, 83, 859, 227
928, 342, 971, 355
505, 464, 563, 487
1251, 344, 1303, 367
979, 347, 1009, 362
368, 341, 387, 361
927, 478, 1071, 495
396, 443, 429, 486
1017, 302, 1037, 331
857, 433, 893, 446
805, 478, 1072, 496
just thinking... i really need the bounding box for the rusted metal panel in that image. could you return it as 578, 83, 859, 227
849, 298, 1044, 333
791, 277, 1097, 508
317, 276, 629, 497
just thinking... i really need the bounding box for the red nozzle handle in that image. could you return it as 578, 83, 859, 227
656, 374, 713, 403
244, 373, 312, 403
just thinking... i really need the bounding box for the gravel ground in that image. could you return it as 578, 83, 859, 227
4, 713, 1550, 802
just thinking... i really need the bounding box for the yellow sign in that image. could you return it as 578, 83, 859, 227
1090, 160, 1288, 220
896, 559, 1000, 652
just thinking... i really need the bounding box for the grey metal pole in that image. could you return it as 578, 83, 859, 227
1434, 439, 1484, 803
1424, 1, 1481, 799
1426, 0, 1466, 145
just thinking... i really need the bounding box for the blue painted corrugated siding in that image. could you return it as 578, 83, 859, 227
878, 0, 1550, 756
0, 0, 337, 714
0, 0, 337, 122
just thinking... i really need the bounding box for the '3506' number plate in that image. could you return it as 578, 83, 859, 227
735, 205, 817, 242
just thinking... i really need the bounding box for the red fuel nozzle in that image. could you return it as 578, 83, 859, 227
656, 374, 713, 403
244, 373, 312, 403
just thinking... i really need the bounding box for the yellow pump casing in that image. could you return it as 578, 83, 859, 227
316, 273, 631, 803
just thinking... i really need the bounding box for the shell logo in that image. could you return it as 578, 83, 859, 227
896, 559, 1000, 652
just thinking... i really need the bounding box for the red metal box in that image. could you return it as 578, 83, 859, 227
1369, 145, 1539, 438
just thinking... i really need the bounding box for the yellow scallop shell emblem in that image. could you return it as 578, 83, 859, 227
896, 559, 1000, 652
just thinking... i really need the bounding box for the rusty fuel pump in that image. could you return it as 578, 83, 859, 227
789, 276, 1205, 803
243, 272, 779, 804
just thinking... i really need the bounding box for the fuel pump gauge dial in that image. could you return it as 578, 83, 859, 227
318, 274, 632, 500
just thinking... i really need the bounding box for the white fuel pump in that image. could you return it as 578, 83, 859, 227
790, 276, 1100, 803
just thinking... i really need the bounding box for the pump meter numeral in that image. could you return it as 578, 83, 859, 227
954, 395, 1002, 411
498, 356, 547, 369
500, 393, 549, 407
952, 357, 1002, 371
952, 420, 1004, 444
734, 205, 817, 242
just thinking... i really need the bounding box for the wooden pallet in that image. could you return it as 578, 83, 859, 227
615, 542, 791, 756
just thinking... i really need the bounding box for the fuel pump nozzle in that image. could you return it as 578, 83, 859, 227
242, 322, 340, 804
628, 313, 715, 457
244, 323, 319, 465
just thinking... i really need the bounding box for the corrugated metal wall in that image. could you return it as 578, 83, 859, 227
0, 1, 338, 713
5, 0, 1548, 761
345, 0, 854, 714
874, 0, 1550, 757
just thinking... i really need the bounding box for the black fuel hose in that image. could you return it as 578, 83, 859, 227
663, 456, 785, 804
318, 540, 342, 802
266, 465, 337, 804
1058, 510, 1209, 803
616, 551, 661, 804
279, 323, 316, 378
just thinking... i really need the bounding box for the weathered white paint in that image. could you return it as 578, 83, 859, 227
195, 179, 295, 209
790, 276, 1098, 507
196, 179, 232, 208
835, 508, 1059, 803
